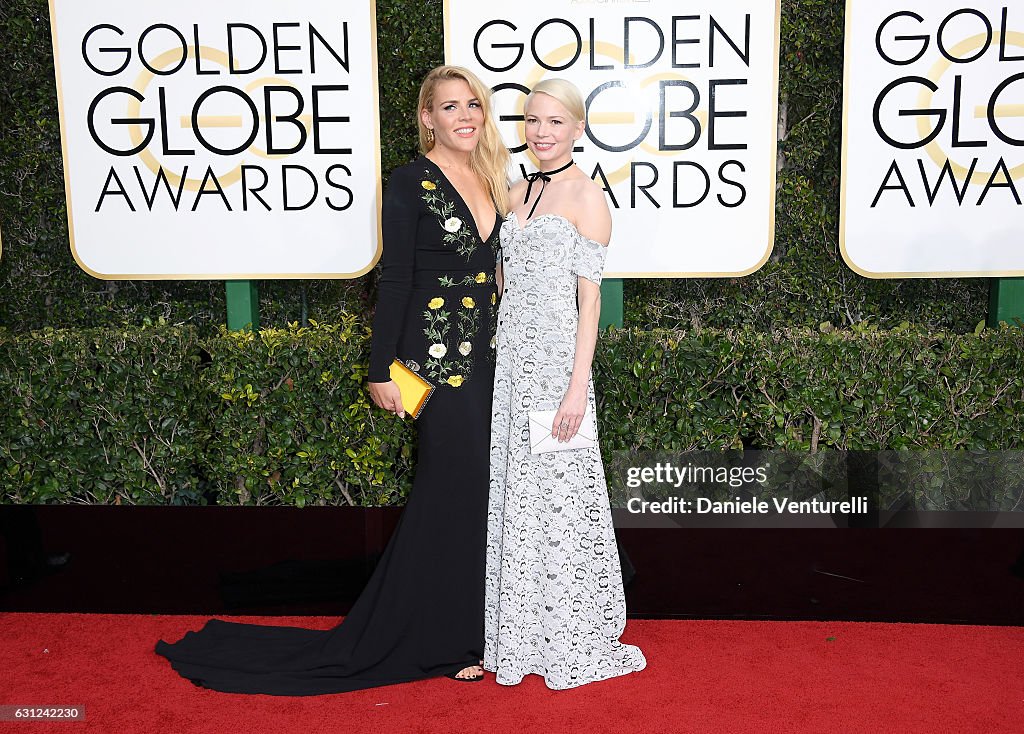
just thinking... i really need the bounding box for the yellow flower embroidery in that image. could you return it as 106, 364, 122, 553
462, 297, 475, 308
428, 297, 444, 309
447, 375, 464, 387
475, 272, 487, 283
421, 180, 436, 190
490, 292, 497, 305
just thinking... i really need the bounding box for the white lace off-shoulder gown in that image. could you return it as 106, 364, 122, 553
484, 212, 646, 689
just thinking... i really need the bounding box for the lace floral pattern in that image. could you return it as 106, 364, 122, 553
484, 213, 646, 689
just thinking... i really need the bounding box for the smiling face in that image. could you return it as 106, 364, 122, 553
524, 92, 584, 167
421, 78, 484, 157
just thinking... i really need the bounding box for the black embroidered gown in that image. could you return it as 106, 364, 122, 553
154, 157, 500, 695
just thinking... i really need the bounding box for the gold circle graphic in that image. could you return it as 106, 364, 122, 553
916, 31, 1024, 185
126, 46, 309, 192
520, 41, 704, 186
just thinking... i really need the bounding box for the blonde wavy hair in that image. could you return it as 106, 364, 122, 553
417, 65, 510, 215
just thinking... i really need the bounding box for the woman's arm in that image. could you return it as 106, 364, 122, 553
552, 184, 612, 442
551, 279, 601, 442
367, 168, 417, 417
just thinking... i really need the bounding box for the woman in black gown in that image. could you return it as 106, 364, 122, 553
154, 65, 510, 694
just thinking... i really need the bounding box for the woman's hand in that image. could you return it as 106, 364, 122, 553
552, 385, 587, 442
368, 380, 406, 418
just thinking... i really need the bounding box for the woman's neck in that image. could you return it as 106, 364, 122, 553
539, 154, 573, 173
427, 147, 473, 173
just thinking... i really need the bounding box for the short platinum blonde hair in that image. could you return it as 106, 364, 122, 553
525, 78, 585, 122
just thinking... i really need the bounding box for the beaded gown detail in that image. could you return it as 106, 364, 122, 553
155, 157, 499, 695
484, 212, 646, 689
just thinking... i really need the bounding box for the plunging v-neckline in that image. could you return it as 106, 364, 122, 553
423, 157, 498, 243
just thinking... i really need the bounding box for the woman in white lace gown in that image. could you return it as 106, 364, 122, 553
484, 79, 646, 689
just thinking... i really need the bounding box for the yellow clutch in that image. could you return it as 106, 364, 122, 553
389, 359, 435, 419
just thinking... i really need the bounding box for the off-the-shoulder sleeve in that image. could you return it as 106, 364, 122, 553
368, 167, 417, 382
573, 231, 608, 285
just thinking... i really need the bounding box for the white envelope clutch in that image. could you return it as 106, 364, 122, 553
528, 408, 598, 454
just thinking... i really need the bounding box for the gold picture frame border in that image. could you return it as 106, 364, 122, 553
47, 0, 383, 281
443, 0, 782, 279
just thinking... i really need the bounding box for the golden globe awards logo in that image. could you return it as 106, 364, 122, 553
50, 1, 380, 279
869, 8, 1023, 208
85, 24, 354, 213
472, 17, 751, 209
841, 2, 1024, 277
446, 0, 781, 277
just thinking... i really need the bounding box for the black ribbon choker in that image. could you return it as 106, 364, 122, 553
523, 159, 574, 220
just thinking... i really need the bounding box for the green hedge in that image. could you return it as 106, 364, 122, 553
595, 323, 1024, 452
0, 0, 991, 333
0, 325, 207, 503
2, 322, 1021, 505
202, 316, 413, 507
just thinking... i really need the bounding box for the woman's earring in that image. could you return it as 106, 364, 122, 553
426, 128, 434, 145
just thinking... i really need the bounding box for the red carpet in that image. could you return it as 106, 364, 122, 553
1, 613, 1022, 733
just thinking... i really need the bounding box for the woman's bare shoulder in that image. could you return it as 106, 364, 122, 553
570, 177, 611, 245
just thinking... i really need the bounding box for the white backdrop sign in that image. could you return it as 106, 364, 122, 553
842, 1, 1024, 277
49, 0, 381, 279
445, 0, 781, 277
